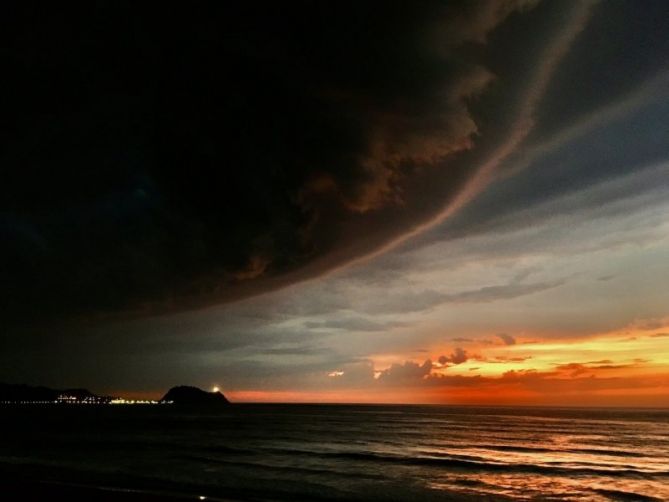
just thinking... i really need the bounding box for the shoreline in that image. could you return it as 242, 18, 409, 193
1, 480, 218, 501
0, 464, 233, 502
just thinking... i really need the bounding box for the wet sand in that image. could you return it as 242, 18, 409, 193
0, 479, 229, 501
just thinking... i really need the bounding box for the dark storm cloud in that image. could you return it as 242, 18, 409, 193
406, 85, 669, 255
6, 1, 667, 338
2, 1, 544, 325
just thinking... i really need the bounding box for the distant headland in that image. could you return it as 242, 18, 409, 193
161, 385, 230, 405
0, 383, 230, 405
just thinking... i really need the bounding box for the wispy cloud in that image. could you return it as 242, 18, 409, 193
364, 280, 564, 314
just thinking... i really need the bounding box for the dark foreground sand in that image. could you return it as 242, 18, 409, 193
0, 480, 492, 502
0, 467, 229, 501
2, 481, 202, 501
0, 477, 492, 502
0, 461, 496, 501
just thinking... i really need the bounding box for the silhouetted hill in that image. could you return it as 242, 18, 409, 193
160, 386, 230, 405
0, 383, 56, 402
0, 383, 108, 403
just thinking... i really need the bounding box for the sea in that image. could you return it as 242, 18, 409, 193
1, 404, 668, 501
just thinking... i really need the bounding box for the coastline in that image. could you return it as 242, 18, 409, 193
0, 463, 231, 502
0, 461, 495, 502
0, 480, 215, 502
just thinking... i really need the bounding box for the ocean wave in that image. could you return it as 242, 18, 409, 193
592, 488, 665, 501
244, 448, 669, 479
473, 444, 641, 458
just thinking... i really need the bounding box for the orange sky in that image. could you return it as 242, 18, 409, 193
222, 321, 669, 407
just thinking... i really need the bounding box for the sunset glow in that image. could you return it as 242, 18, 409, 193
4, 2, 669, 500
4, 1, 668, 409
227, 325, 669, 407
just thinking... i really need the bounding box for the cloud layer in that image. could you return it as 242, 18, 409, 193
2, 1, 548, 324
2, 1, 669, 406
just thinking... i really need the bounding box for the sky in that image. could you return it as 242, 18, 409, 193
2, 1, 669, 406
